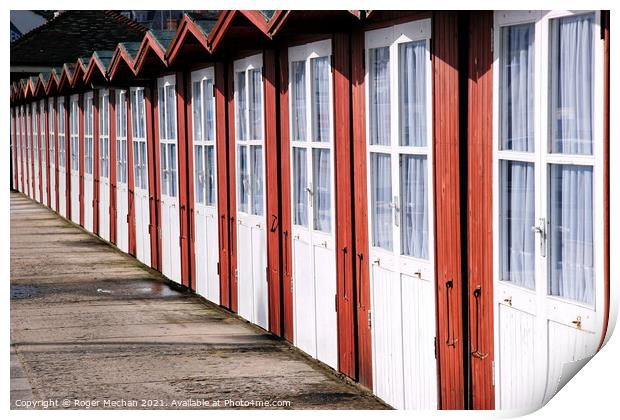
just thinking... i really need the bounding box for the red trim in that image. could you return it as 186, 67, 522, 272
12, 109, 17, 190
226, 61, 238, 313
152, 85, 163, 271
467, 11, 495, 410
109, 90, 117, 245
108, 45, 138, 82
133, 33, 168, 76
165, 16, 211, 65
215, 62, 231, 309
263, 50, 282, 336
176, 71, 191, 288
78, 93, 85, 226
54, 98, 59, 211
37, 103, 44, 202
186, 71, 197, 291
333, 33, 356, 379
93, 90, 100, 236
433, 12, 465, 410
206, 11, 236, 53
45, 100, 51, 206
29, 104, 34, 198
145, 86, 160, 270
127, 89, 137, 256
65, 95, 72, 221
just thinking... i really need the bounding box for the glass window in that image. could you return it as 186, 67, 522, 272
292, 147, 308, 227
203, 79, 215, 142
205, 145, 215, 206
237, 145, 248, 213
311, 57, 330, 142
249, 69, 263, 140
369, 47, 391, 146
194, 144, 204, 204
399, 41, 427, 147
312, 148, 331, 232
400, 154, 428, 258
291, 61, 307, 141
192, 81, 202, 142
250, 145, 263, 216
235, 72, 247, 141
370, 152, 392, 250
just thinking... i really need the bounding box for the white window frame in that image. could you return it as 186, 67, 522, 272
364, 18, 434, 269
288, 39, 335, 233
99, 89, 110, 179
116, 89, 128, 185
157, 75, 178, 198
191, 66, 217, 207
58, 97, 66, 169
32, 102, 39, 166
234, 53, 266, 217
69, 94, 80, 173
39, 99, 46, 169
48, 98, 55, 168
84, 91, 94, 175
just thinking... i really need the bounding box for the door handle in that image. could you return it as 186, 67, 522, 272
270, 214, 278, 232
471, 286, 488, 359
532, 217, 547, 257
445, 279, 458, 347
341, 246, 348, 299
283, 230, 289, 275
356, 253, 363, 307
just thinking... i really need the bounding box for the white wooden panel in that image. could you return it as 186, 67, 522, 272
194, 209, 208, 298
84, 176, 93, 232
498, 304, 537, 410
252, 226, 268, 329
116, 185, 128, 253
206, 209, 220, 304
402, 274, 437, 409
314, 244, 338, 369
293, 237, 315, 357
371, 264, 405, 409
50, 166, 56, 211
169, 203, 181, 283
135, 191, 151, 266
237, 222, 254, 323
544, 320, 596, 403
42, 161, 47, 206
161, 202, 171, 277
70, 173, 79, 223
99, 181, 110, 241
58, 174, 66, 217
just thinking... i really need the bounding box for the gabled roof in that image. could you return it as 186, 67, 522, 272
268, 10, 362, 37
107, 42, 141, 81
84, 50, 114, 84
70, 58, 88, 88
44, 68, 61, 95
33, 74, 48, 97
11, 10, 147, 68
57, 63, 76, 93
165, 12, 219, 65
206, 10, 273, 53
133, 30, 176, 75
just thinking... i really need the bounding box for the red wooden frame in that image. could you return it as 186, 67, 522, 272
93, 89, 100, 236
64, 94, 72, 221
109, 89, 117, 245
185, 71, 197, 291
37, 102, 44, 202
176, 71, 191, 288
45, 99, 52, 206
127, 88, 137, 256
225, 62, 238, 313
152, 84, 164, 271
145, 86, 160, 270
78, 93, 85, 226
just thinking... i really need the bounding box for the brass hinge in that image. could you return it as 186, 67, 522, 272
367, 310, 372, 328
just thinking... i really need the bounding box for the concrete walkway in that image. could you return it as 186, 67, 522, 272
10, 192, 386, 410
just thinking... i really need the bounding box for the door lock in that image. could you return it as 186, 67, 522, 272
572, 316, 582, 330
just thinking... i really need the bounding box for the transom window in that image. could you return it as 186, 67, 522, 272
366, 20, 432, 260
84, 93, 94, 175
131, 87, 148, 190
496, 11, 599, 305
99, 90, 110, 178
116, 90, 128, 185
235, 55, 264, 216
157, 77, 177, 197
289, 40, 333, 233
192, 68, 216, 206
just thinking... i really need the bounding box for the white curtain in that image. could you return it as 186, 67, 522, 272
311, 56, 330, 142
313, 149, 331, 232
400, 155, 428, 259
371, 152, 392, 250
550, 14, 594, 155
500, 160, 535, 288
157, 87, 165, 140
236, 72, 247, 141
159, 143, 168, 196
291, 61, 306, 141
137, 89, 145, 139
194, 145, 204, 204
166, 85, 177, 141
168, 143, 177, 197
549, 164, 594, 304
203, 79, 214, 142
293, 147, 308, 226
205, 145, 215, 205
134, 141, 142, 190
193, 81, 203, 142
399, 41, 427, 147
500, 23, 535, 152
249, 69, 263, 140
370, 47, 391, 146
139, 143, 147, 190
237, 145, 248, 212
251, 145, 264, 216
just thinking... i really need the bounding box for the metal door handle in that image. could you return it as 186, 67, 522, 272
471, 286, 488, 359
572, 316, 582, 330
503, 296, 512, 307
445, 279, 458, 347
531, 217, 547, 257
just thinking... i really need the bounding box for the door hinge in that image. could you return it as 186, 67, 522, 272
490, 27, 494, 55
367, 310, 372, 328
492, 360, 495, 386
434, 337, 437, 359
235, 268, 238, 280
217, 262, 220, 275
335, 294, 338, 312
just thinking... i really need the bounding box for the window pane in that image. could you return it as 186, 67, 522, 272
312, 148, 330, 232
168, 143, 177, 197
203, 79, 215, 142
137, 88, 145, 139
400, 155, 428, 258
205, 146, 215, 206
249, 69, 263, 140
158, 87, 165, 140
116, 139, 121, 181
291, 61, 307, 141
549, 14, 594, 155
193, 81, 203, 142
251, 145, 264, 216
122, 140, 127, 183
370, 152, 392, 250
166, 85, 177, 140
549, 164, 594, 304
500, 24, 535, 152
399, 41, 427, 147
292, 147, 308, 226
369, 47, 391, 146
235, 71, 247, 141
140, 143, 147, 190
160, 143, 167, 196
237, 145, 248, 212
499, 160, 535, 288
134, 141, 141, 189
311, 56, 330, 143
194, 144, 204, 204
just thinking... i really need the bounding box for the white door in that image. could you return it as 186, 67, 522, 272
83, 91, 94, 232
234, 54, 268, 329
131, 87, 152, 266
15, 108, 22, 192
493, 11, 605, 410
58, 97, 67, 218
40, 99, 48, 207
69, 94, 80, 223
32, 103, 40, 202
48, 98, 56, 211
191, 68, 220, 303
98, 89, 111, 241
288, 40, 338, 369
116, 90, 130, 253
26, 106, 33, 198
365, 20, 437, 410
157, 76, 181, 283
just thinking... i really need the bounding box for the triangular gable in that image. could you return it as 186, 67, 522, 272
206, 10, 273, 53
165, 12, 219, 65
133, 30, 175, 75
84, 50, 114, 84
107, 42, 140, 81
